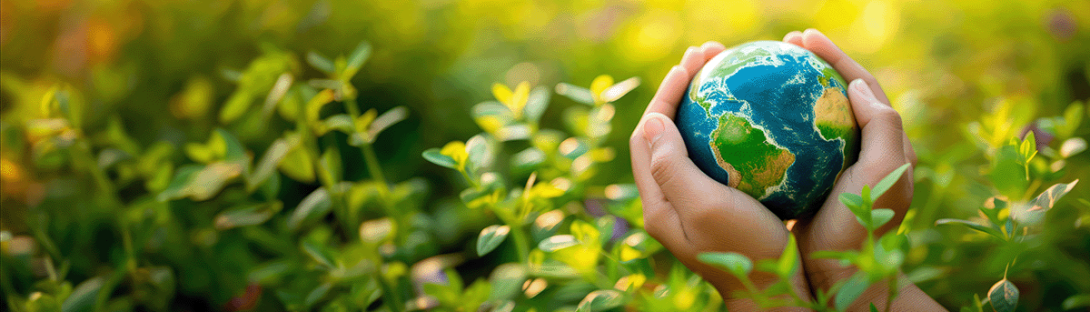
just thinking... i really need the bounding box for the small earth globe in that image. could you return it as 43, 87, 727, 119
675, 40, 861, 220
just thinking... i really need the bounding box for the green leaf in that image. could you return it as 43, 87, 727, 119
302, 240, 337, 269
935, 219, 1007, 240
319, 114, 355, 135
306, 51, 335, 74
988, 279, 1018, 312
157, 164, 203, 201
555, 83, 595, 105
834, 272, 871, 311
288, 188, 332, 231
538, 235, 579, 252
989, 145, 1029, 199
696, 252, 752, 277
523, 86, 551, 123
870, 303, 880, 312
279, 143, 315, 182
577, 290, 624, 311
422, 148, 458, 169
246, 135, 298, 192
61, 276, 104, 312
870, 209, 896, 230
366, 106, 408, 143
488, 263, 526, 301
776, 233, 799, 277
344, 41, 372, 78
1060, 138, 1087, 158
465, 134, 490, 172
839, 192, 863, 208
214, 201, 283, 230
600, 77, 640, 103
1062, 294, 1090, 310
317, 148, 342, 187
476, 225, 511, 256
219, 91, 254, 124
870, 163, 912, 203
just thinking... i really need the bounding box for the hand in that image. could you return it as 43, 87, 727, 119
783, 29, 944, 310
630, 42, 812, 310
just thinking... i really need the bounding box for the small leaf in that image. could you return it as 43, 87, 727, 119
279, 144, 315, 182
523, 86, 551, 123
492, 83, 513, 107
834, 272, 871, 311
62, 276, 105, 312
288, 188, 332, 231
319, 114, 355, 135
344, 41, 372, 78
776, 233, 799, 277
839, 192, 863, 208
367, 106, 408, 142
870, 163, 912, 202
871, 209, 896, 230
422, 148, 458, 169
306, 51, 335, 74
302, 240, 337, 269
476, 225, 511, 256
697, 252, 752, 277
538, 235, 579, 252
215, 201, 283, 230
936, 219, 1007, 240
870, 303, 880, 312
600, 77, 640, 103
247, 135, 298, 192
1062, 294, 1090, 310
465, 134, 489, 172
988, 279, 1018, 312
1060, 138, 1087, 158
555, 83, 595, 105
577, 290, 624, 311
305, 89, 337, 128
589, 75, 614, 104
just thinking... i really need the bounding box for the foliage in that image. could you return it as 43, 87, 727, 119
1, 0, 1089, 311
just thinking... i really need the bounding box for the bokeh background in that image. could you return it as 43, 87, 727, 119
1, 0, 1089, 311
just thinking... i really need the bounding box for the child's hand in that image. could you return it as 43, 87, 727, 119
783, 29, 945, 311
629, 42, 813, 311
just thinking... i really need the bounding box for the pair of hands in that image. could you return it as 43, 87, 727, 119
630, 29, 943, 311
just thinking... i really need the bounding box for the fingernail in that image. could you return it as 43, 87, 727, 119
643, 116, 665, 147
851, 78, 876, 101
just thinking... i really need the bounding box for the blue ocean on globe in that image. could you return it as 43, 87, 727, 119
675, 40, 860, 219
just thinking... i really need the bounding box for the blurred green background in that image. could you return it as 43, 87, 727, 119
1, 0, 1089, 311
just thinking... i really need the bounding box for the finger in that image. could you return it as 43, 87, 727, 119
630, 117, 689, 248
699, 41, 726, 62
679, 46, 706, 77
641, 113, 783, 244
644, 66, 695, 118
847, 79, 908, 171
783, 31, 803, 47
800, 29, 917, 166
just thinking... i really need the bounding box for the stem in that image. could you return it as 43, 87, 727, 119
344, 96, 362, 118
509, 223, 530, 263
376, 273, 405, 312
361, 143, 389, 191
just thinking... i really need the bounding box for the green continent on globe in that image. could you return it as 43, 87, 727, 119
709, 112, 796, 199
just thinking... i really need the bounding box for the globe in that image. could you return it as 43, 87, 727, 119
675, 41, 860, 220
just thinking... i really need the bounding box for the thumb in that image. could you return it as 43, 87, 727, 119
642, 113, 735, 208
846, 79, 908, 169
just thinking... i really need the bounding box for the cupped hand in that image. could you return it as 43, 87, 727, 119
783, 29, 944, 310
630, 42, 812, 310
